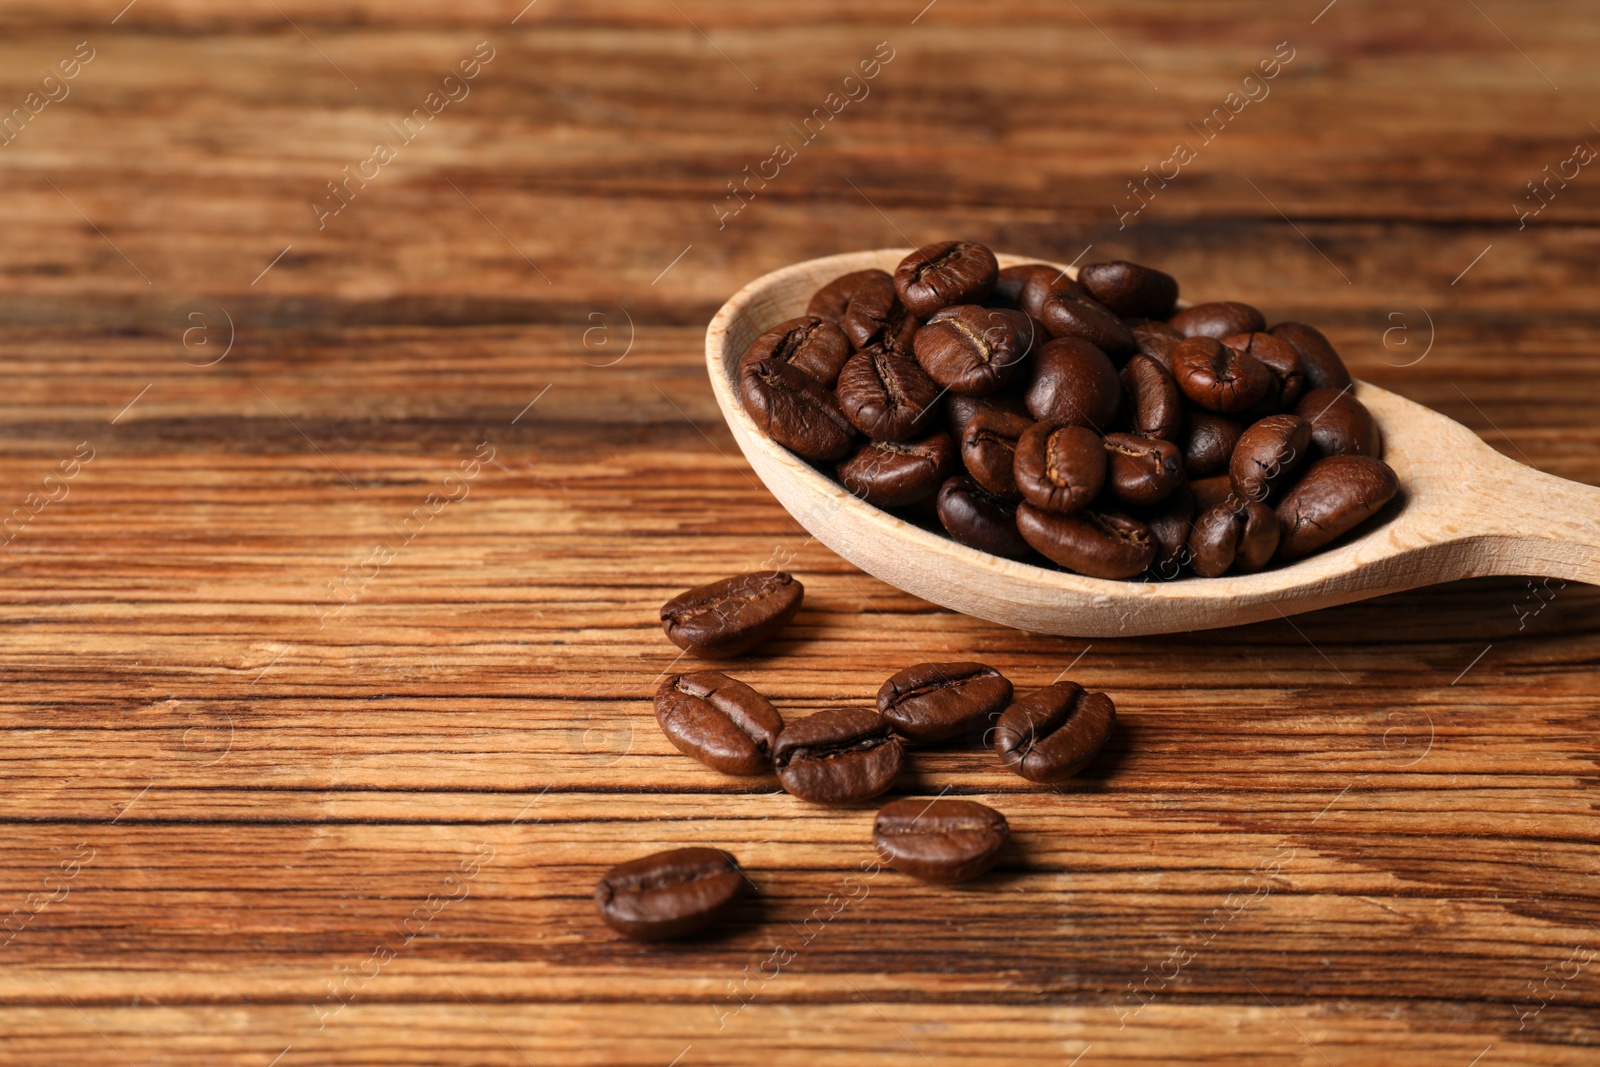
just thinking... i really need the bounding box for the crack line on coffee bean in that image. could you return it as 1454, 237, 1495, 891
1242, 177, 1351, 285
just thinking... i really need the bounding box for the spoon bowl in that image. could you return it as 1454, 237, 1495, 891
706, 250, 1600, 637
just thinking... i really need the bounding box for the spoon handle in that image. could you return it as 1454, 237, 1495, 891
1473, 451, 1600, 584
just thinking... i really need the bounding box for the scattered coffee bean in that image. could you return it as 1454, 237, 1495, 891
1025, 337, 1121, 429
1295, 388, 1382, 458
837, 344, 943, 442
741, 316, 853, 388
1037, 289, 1137, 358
1222, 331, 1304, 409
595, 848, 746, 941
1121, 354, 1183, 441
809, 269, 891, 324
1229, 414, 1312, 502
840, 270, 921, 353
1181, 410, 1244, 477
1269, 321, 1352, 392
1172, 336, 1273, 414
1276, 455, 1399, 560
1015, 504, 1155, 579
1078, 260, 1179, 320
1169, 300, 1266, 340
661, 572, 804, 658
895, 241, 999, 317
914, 305, 1035, 394
961, 409, 1033, 500
993, 681, 1116, 783
1103, 432, 1184, 507
839, 431, 956, 509
1188, 500, 1279, 576
877, 661, 1014, 743
773, 707, 904, 803
655, 672, 784, 776
937, 476, 1033, 559
1013, 422, 1106, 514
873, 798, 1009, 883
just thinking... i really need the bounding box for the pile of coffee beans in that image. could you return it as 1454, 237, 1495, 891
738, 241, 1401, 580
594, 571, 1116, 941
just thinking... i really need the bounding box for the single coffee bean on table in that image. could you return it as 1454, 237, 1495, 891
594, 847, 747, 941
660, 572, 803, 658
993, 681, 1116, 784
876, 661, 1014, 743
772, 707, 905, 803
655, 671, 784, 776
873, 798, 1010, 883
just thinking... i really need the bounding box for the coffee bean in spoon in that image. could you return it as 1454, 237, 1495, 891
1181, 410, 1245, 478
1103, 432, 1184, 507
772, 708, 904, 804
1275, 455, 1399, 560
837, 344, 944, 442
1078, 260, 1179, 319
1222, 332, 1304, 410
1036, 289, 1137, 358
1269, 321, 1352, 392
1120, 354, 1183, 442
1024, 337, 1121, 430
809, 268, 891, 324
1013, 422, 1106, 515
994, 263, 1060, 308
594, 847, 747, 941
1015, 504, 1156, 579
876, 661, 1014, 743
1230, 414, 1312, 502
993, 681, 1116, 784
839, 270, 921, 353
913, 305, 1035, 395
1295, 388, 1382, 458
660, 572, 803, 658
655, 671, 784, 776
1126, 318, 1185, 371
873, 798, 1009, 883
740, 356, 857, 461
1188, 499, 1280, 577
1169, 300, 1266, 340
961, 409, 1033, 501
936, 476, 1033, 560
838, 430, 956, 509
894, 240, 999, 317
1172, 335, 1273, 415
739, 316, 853, 389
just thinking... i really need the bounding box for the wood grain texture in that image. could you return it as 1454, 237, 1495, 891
1, 1, 1598, 1064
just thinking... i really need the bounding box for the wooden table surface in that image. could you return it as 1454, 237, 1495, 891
2, 2, 1598, 1064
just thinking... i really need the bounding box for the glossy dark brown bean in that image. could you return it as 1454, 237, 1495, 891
1013, 423, 1106, 514
1015, 504, 1156, 579
655, 672, 784, 776
1037, 289, 1137, 358
993, 681, 1116, 783
1229, 414, 1312, 502
839, 270, 921, 352
877, 661, 1014, 743
873, 798, 1009, 883
808, 269, 891, 324
945, 389, 1028, 442
1138, 482, 1195, 580
740, 357, 857, 461
1172, 335, 1273, 414
1276, 455, 1400, 560
1024, 337, 1121, 429
914, 305, 1035, 394
1120, 354, 1183, 441
660, 572, 804, 658
836, 344, 943, 442
1103, 433, 1184, 507
772, 707, 904, 804
739, 316, 852, 389
1222, 331, 1304, 409
1181, 411, 1244, 477
594, 847, 746, 941
1127, 318, 1185, 371
1295, 388, 1382, 458
1188, 500, 1279, 577
1018, 271, 1086, 321
838, 431, 955, 509
994, 263, 1058, 308
961, 409, 1032, 500
1078, 260, 1179, 319
936, 476, 1032, 560
1270, 321, 1352, 392
1169, 300, 1266, 340
1190, 473, 1238, 514
894, 241, 999, 317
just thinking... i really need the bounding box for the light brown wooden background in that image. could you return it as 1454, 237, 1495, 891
1, 2, 1597, 1064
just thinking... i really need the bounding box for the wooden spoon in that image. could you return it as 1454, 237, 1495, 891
705, 250, 1600, 637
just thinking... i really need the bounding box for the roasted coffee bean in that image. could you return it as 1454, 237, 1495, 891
594, 847, 746, 941
873, 798, 1009, 883
1103, 433, 1184, 507
961, 409, 1032, 500
1127, 318, 1185, 371
946, 389, 1029, 442
1172, 335, 1273, 414
740, 316, 853, 389
837, 344, 943, 442
994, 263, 1059, 308
1015, 504, 1156, 579
1230, 414, 1312, 502
741, 357, 857, 461
1222, 331, 1304, 409
661, 572, 804, 658
894, 241, 999, 317
1190, 473, 1238, 513
1024, 338, 1121, 429
914, 305, 1035, 394
1188, 500, 1279, 576
840, 271, 921, 352
838, 431, 956, 509
1121, 354, 1183, 442
1079, 260, 1179, 319
1181, 411, 1244, 477
1037, 289, 1137, 358
1169, 300, 1266, 340
993, 681, 1116, 783
655, 672, 784, 776
1276, 455, 1399, 560
1013, 423, 1106, 514
878, 661, 1013, 744
1294, 388, 1381, 458
936, 476, 1033, 559
772, 707, 904, 804
1138, 482, 1195, 579
808, 269, 891, 324
1270, 322, 1352, 392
